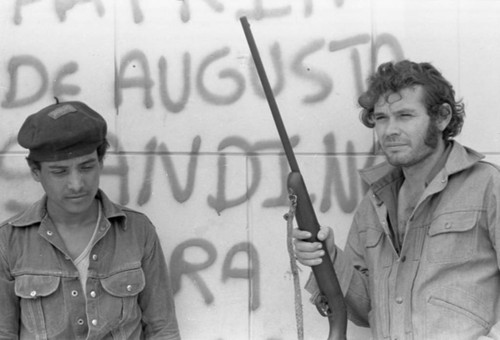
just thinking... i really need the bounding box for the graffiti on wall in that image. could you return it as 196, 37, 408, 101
0, 132, 380, 311
12, 0, 351, 25
2, 38, 403, 112
0, 132, 380, 215
4, 0, 404, 111
1, 2, 400, 335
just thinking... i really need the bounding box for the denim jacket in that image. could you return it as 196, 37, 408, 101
307, 141, 500, 340
0, 190, 180, 340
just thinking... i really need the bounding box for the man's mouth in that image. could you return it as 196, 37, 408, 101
66, 193, 87, 200
383, 141, 407, 149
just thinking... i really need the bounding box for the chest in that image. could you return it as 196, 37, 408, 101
396, 183, 424, 242
398, 180, 423, 216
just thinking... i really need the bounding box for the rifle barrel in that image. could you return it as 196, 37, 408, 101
240, 16, 300, 173
240, 16, 348, 340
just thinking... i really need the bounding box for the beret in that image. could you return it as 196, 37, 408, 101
17, 101, 107, 162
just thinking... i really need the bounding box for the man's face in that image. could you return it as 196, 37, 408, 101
373, 86, 443, 168
32, 151, 102, 219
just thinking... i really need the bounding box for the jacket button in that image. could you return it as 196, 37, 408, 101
396, 297, 403, 304
126, 285, 132, 292
92, 319, 98, 326
71, 290, 78, 297
30, 290, 36, 297
92, 254, 98, 261
400, 256, 406, 262
77, 319, 85, 325
90, 291, 96, 298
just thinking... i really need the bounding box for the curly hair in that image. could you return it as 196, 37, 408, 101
358, 60, 465, 140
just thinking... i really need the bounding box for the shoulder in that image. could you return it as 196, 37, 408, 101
117, 204, 149, 218
477, 159, 500, 172
120, 205, 155, 226
448, 159, 500, 203
99, 190, 154, 227
106, 203, 158, 237
452, 142, 500, 177
466, 159, 500, 181
476, 161, 500, 192
0, 217, 15, 239
0, 215, 18, 230
0, 210, 30, 259
98, 191, 160, 240
0, 208, 35, 232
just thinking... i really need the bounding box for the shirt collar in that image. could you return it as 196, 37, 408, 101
8, 189, 126, 228
424, 141, 452, 187
360, 140, 484, 191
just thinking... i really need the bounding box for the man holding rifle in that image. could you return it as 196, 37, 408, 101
293, 60, 500, 339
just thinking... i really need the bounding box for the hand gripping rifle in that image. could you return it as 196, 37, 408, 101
240, 17, 347, 340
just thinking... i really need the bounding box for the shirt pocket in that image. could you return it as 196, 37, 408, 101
15, 274, 65, 335
363, 227, 392, 268
365, 227, 384, 247
426, 211, 478, 264
99, 267, 146, 326
363, 227, 391, 338
425, 286, 491, 338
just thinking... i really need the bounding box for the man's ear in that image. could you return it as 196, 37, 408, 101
31, 168, 41, 182
437, 103, 452, 132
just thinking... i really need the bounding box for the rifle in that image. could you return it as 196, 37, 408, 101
239, 16, 347, 340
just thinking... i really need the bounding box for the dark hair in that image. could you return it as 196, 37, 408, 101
358, 60, 465, 140
27, 139, 110, 171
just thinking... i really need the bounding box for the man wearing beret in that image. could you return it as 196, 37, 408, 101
0, 101, 181, 339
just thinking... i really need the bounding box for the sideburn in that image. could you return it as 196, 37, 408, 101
424, 119, 441, 149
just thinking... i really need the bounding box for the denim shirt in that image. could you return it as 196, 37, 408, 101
0, 190, 180, 340
306, 141, 500, 340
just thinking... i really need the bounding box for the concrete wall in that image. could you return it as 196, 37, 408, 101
1, 0, 499, 339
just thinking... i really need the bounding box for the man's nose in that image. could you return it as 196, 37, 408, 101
385, 117, 401, 136
67, 171, 84, 191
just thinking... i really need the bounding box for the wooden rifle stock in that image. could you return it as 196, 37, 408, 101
239, 16, 347, 340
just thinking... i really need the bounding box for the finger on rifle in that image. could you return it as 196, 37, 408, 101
317, 226, 330, 241
293, 237, 323, 253
292, 228, 311, 240
295, 248, 324, 266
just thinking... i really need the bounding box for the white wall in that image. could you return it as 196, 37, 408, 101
1, 1, 499, 339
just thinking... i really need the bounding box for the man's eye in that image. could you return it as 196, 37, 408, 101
81, 166, 95, 171
51, 170, 66, 175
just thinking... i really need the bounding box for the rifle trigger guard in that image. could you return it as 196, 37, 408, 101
315, 294, 332, 317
